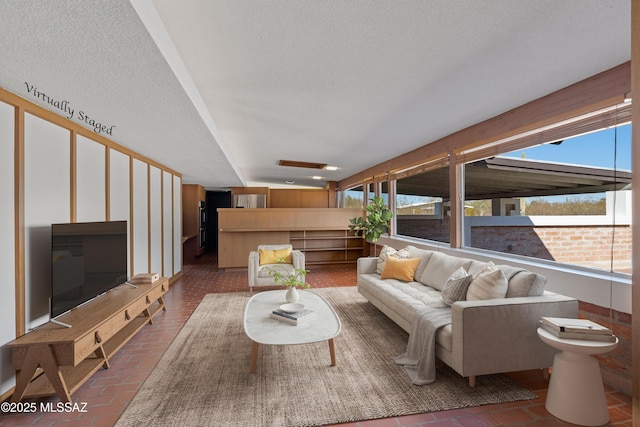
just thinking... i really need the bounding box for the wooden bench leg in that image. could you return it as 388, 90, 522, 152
13, 344, 72, 403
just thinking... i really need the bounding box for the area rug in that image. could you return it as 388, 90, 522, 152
116, 287, 537, 427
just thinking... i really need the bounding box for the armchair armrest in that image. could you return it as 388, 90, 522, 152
291, 250, 305, 270
357, 257, 378, 275
248, 251, 259, 287
449, 292, 578, 377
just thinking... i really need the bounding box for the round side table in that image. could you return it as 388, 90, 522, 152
537, 327, 618, 426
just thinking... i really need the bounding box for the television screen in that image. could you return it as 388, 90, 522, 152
51, 221, 128, 318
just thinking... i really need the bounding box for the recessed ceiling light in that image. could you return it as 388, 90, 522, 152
312, 176, 322, 180
285, 180, 295, 184
325, 166, 338, 171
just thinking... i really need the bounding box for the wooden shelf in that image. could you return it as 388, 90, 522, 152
8, 278, 169, 402
291, 229, 364, 265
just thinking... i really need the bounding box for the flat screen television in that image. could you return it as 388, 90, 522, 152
51, 220, 128, 319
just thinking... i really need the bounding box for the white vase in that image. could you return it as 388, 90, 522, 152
285, 286, 299, 303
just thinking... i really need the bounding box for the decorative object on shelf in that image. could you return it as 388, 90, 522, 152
348, 196, 393, 256
266, 258, 310, 303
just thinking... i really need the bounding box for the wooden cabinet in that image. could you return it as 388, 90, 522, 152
8, 278, 168, 403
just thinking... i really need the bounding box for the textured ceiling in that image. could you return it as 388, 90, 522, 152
0, 1, 631, 189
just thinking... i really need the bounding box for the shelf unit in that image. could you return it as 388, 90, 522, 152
8, 278, 168, 403
290, 229, 364, 265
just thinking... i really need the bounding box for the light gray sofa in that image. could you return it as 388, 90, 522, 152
357, 245, 578, 386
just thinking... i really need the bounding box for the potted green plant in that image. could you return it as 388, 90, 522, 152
266, 258, 310, 303
348, 196, 393, 256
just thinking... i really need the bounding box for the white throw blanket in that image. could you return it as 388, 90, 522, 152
394, 307, 452, 385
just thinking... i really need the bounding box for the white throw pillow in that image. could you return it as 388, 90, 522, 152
376, 245, 410, 275
466, 262, 508, 301
441, 267, 473, 306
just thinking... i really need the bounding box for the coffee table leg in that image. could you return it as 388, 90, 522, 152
328, 338, 336, 366
250, 341, 259, 373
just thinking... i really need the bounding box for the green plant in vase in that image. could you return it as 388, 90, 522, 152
348, 196, 393, 256
266, 258, 310, 303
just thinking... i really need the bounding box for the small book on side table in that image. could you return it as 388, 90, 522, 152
270, 308, 315, 325
540, 317, 616, 342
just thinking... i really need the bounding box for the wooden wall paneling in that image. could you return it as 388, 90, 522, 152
75, 135, 106, 222
173, 175, 182, 274
300, 190, 329, 208
162, 171, 174, 278
132, 159, 149, 275
108, 149, 131, 278
269, 189, 300, 208
23, 113, 71, 330
149, 166, 162, 275
0, 100, 17, 396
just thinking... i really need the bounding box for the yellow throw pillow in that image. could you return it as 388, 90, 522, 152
259, 248, 292, 265
380, 257, 421, 282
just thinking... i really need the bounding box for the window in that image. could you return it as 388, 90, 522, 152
342, 185, 364, 208
395, 166, 450, 244
464, 123, 632, 274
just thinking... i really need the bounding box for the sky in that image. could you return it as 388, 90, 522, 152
502, 123, 632, 171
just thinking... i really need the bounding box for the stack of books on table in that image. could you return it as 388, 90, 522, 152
540, 317, 616, 342
270, 308, 315, 325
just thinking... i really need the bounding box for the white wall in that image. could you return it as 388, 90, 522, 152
149, 166, 162, 275
76, 135, 106, 222
132, 158, 149, 275
24, 113, 71, 330
0, 94, 183, 398
0, 101, 16, 395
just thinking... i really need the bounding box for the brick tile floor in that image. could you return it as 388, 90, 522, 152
0, 252, 632, 426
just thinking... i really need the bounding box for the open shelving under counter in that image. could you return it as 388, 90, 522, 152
290, 229, 364, 265
8, 277, 169, 403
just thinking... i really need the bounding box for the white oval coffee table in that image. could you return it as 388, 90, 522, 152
244, 290, 342, 373
537, 327, 618, 426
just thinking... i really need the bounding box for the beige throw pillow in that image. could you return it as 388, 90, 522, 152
441, 267, 473, 306
466, 262, 508, 301
376, 245, 410, 274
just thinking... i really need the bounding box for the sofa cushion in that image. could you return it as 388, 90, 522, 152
376, 245, 410, 274
418, 252, 473, 291
381, 257, 421, 281
497, 265, 547, 297
466, 262, 508, 301
441, 267, 473, 306
404, 245, 434, 281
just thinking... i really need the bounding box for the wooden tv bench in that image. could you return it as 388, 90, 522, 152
8, 277, 168, 403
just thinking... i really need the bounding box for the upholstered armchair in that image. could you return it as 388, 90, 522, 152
248, 244, 305, 293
